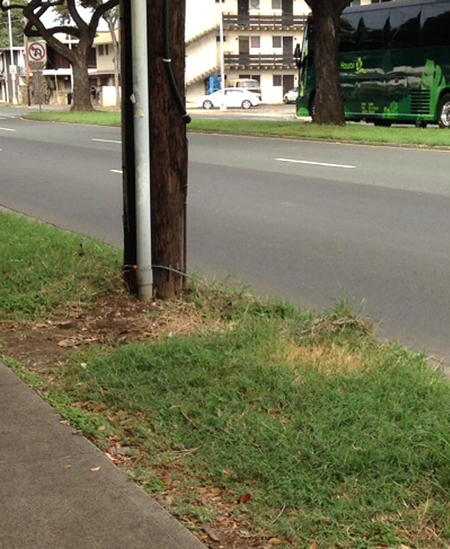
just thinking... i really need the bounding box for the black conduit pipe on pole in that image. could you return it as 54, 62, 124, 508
163, 0, 191, 124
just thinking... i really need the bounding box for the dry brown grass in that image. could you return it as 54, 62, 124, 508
280, 340, 366, 378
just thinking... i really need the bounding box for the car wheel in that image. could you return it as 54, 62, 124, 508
202, 100, 213, 110
438, 94, 450, 128
241, 100, 252, 110
283, 97, 289, 104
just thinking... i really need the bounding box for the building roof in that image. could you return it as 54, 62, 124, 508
94, 31, 119, 46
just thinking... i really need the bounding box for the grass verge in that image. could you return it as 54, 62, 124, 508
24, 110, 121, 127
24, 110, 450, 148
1, 212, 449, 548
0, 212, 121, 319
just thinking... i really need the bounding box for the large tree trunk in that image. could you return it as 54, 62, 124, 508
311, 4, 345, 125
147, 0, 188, 298
71, 56, 93, 112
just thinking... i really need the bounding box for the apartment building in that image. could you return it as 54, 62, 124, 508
0, 47, 25, 104
186, 0, 310, 104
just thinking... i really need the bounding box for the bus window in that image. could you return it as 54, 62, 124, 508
422, 3, 450, 47
340, 13, 359, 52
388, 7, 422, 49
358, 10, 389, 50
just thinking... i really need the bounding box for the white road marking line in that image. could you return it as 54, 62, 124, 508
276, 157, 356, 169
93, 138, 122, 144
110, 169, 123, 175
0, 127, 16, 132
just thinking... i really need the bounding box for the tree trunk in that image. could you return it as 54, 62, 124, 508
311, 4, 345, 125
147, 0, 188, 298
71, 56, 93, 111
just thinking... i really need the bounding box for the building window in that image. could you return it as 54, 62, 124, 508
250, 0, 260, 8
216, 35, 227, 42
273, 75, 282, 86
250, 36, 260, 48
272, 36, 282, 48
239, 74, 251, 78
98, 44, 109, 56
252, 74, 261, 83
272, 0, 281, 9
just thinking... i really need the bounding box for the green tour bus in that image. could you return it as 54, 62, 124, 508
296, 0, 450, 127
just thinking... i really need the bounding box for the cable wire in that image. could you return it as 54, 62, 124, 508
163, 0, 191, 124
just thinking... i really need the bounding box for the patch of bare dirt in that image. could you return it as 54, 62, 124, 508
0, 292, 223, 374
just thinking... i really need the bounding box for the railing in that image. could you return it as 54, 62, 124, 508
224, 53, 296, 70
223, 14, 306, 30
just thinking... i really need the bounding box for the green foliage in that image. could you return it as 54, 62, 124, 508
0, 212, 122, 320
0, 9, 25, 49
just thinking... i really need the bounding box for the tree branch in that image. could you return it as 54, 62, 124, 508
88, 0, 118, 39
67, 0, 88, 32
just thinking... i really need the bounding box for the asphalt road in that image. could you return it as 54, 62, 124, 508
1, 109, 450, 364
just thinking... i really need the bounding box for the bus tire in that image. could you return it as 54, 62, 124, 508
373, 119, 392, 127
438, 94, 450, 128
415, 120, 427, 128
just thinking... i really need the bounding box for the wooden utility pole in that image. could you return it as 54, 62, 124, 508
147, 0, 188, 299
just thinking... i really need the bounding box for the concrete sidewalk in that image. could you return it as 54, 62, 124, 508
0, 363, 206, 549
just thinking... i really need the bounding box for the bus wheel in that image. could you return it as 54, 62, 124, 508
373, 119, 391, 127
438, 94, 450, 128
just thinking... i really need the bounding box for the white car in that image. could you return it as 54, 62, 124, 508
197, 88, 261, 110
283, 88, 299, 104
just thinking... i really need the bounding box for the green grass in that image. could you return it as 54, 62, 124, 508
23, 110, 450, 147
190, 119, 450, 148
0, 212, 121, 319
25, 110, 121, 126
2, 214, 449, 547
31, 297, 450, 548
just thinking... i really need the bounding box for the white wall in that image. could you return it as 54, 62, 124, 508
186, 34, 218, 84
186, 0, 218, 41
96, 44, 115, 74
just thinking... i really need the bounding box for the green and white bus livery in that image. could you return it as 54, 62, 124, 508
297, 0, 450, 127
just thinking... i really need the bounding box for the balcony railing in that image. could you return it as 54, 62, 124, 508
224, 53, 296, 70
223, 14, 306, 30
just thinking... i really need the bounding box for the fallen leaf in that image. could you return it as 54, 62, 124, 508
90, 466, 101, 472
269, 538, 284, 546
399, 545, 411, 549
239, 493, 252, 504
202, 525, 220, 542
310, 542, 318, 549
57, 339, 74, 348
57, 320, 75, 329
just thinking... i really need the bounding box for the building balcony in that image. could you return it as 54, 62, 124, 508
223, 13, 306, 31
224, 53, 296, 70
